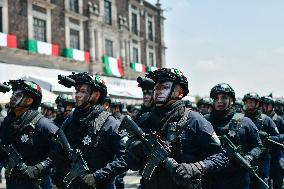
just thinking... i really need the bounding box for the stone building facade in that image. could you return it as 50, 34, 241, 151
0, 0, 166, 80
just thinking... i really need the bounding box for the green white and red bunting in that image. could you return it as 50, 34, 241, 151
146, 66, 158, 72
62, 48, 90, 62
102, 56, 124, 77
25, 39, 58, 56
0, 32, 17, 48
130, 62, 146, 72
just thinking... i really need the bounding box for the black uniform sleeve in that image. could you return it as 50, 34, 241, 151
243, 117, 263, 161
263, 116, 279, 136
36, 117, 60, 168
187, 112, 229, 173
271, 116, 284, 142
94, 116, 128, 184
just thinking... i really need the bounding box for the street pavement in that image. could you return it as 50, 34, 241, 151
0, 169, 140, 189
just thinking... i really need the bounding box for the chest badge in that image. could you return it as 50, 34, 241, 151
82, 135, 92, 146
21, 134, 29, 143
228, 130, 236, 137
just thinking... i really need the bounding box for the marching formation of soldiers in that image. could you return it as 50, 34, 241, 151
0, 68, 284, 189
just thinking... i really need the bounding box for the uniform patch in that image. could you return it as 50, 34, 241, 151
228, 130, 236, 137
82, 135, 92, 146
21, 134, 29, 143
212, 132, 221, 145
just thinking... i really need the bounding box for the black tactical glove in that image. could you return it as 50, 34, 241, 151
165, 158, 204, 187
20, 163, 45, 180
125, 138, 149, 171
81, 174, 96, 189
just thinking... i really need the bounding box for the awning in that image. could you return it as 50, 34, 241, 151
0, 88, 58, 104
0, 63, 142, 99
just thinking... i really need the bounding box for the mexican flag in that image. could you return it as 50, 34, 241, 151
102, 56, 124, 77
130, 62, 146, 72
0, 32, 17, 48
62, 48, 90, 62
146, 66, 158, 72
25, 39, 58, 56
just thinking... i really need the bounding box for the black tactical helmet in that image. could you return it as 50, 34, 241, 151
69, 72, 107, 103
275, 99, 284, 106
137, 76, 155, 90
183, 100, 192, 108
55, 94, 75, 106
197, 97, 214, 107
8, 79, 42, 108
261, 96, 274, 105
242, 92, 261, 102
210, 83, 235, 101
110, 99, 122, 107
146, 68, 189, 96
235, 99, 244, 106
41, 102, 55, 111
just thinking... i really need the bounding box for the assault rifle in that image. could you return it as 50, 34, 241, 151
56, 129, 89, 187
0, 139, 27, 178
0, 82, 10, 93
120, 116, 171, 180
259, 131, 284, 149
220, 135, 269, 189
58, 74, 76, 88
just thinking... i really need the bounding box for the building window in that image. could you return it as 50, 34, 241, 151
131, 13, 138, 35
70, 29, 80, 49
104, 0, 112, 25
33, 17, 46, 42
148, 20, 153, 41
0, 7, 2, 32
149, 52, 154, 66
133, 47, 139, 63
69, 0, 79, 13
105, 39, 114, 57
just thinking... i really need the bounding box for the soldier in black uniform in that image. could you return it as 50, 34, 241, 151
197, 97, 213, 116
205, 83, 262, 189
234, 99, 244, 113
133, 76, 155, 121
125, 68, 229, 189
108, 98, 125, 189
109, 99, 124, 122
242, 92, 279, 189
0, 79, 58, 189
261, 96, 284, 189
53, 72, 127, 189
53, 94, 75, 127
274, 99, 284, 119
41, 102, 56, 119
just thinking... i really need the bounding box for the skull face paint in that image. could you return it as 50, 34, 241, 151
154, 81, 173, 105
75, 84, 92, 107
9, 90, 25, 108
